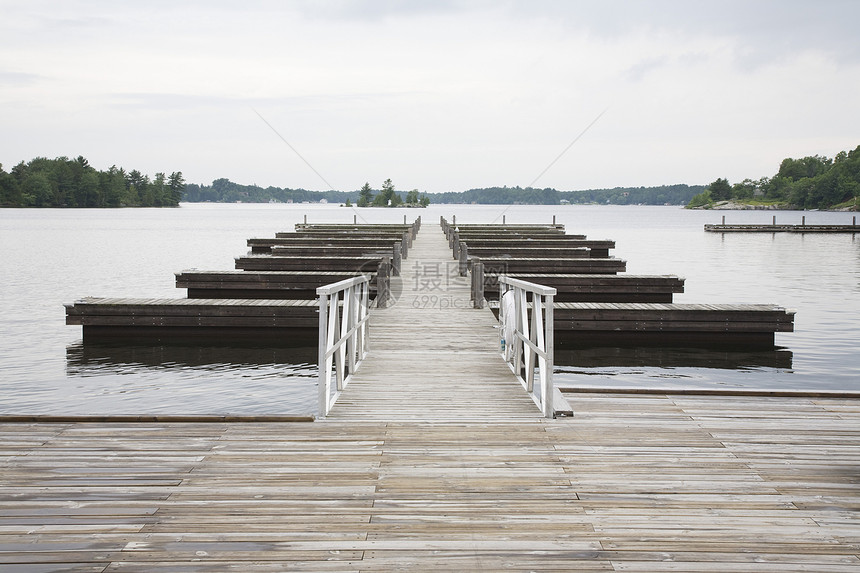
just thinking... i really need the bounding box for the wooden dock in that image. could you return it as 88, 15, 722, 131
482, 273, 686, 302
705, 216, 859, 233
2, 400, 859, 569
553, 302, 795, 348
9, 222, 860, 570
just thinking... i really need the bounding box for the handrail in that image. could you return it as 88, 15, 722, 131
498, 275, 557, 418
317, 274, 371, 418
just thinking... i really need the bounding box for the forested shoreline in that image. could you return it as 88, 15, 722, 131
0, 156, 184, 207
6, 145, 858, 210
183, 179, 703, 206
688, 145, 860, 210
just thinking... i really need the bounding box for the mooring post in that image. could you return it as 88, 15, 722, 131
802, 216, 806, 226
472, 260, 484, 308
553, 215, 556, 225
401, 232, 409, 259
393, 244, 401, 276
503, 215, 506, 225
722, 215, 726, 225
452, 215, 456, 227
459, 243, 469, 277
453, 231, 460, 259
773, 215, 776, 226
377, 258, 391, 308
304, 214, 307, 225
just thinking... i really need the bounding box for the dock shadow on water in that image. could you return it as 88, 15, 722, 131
554, 345, 794, 392
64, 342, 318, 416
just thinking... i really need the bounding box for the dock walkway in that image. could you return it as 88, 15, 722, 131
327, 226, 540, 422
2, 223, 860, 571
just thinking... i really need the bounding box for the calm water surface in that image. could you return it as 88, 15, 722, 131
1, 203, 858, 415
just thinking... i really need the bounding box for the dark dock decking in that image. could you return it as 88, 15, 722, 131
483, 273, 686, 302
553, 302, 795, 347
176, 270, 370, 299
11, 223, 860, 569
64, 297, 319, 343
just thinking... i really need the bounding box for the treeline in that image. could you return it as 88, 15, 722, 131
0, 156, 184, 207
183, 178, 353, 204
425, 184, 703, 205
688, 144, 860, 209
184, 177, 430, 207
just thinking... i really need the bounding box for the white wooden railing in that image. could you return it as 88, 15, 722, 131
498, 276, 557, 419
317, 275, 371, 417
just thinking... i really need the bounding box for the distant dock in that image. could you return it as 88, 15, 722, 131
705, 214, 859, 232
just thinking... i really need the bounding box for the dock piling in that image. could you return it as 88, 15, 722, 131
393, 244, 401, 276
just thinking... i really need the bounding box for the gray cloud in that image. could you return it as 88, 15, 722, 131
0, 70, 42, 84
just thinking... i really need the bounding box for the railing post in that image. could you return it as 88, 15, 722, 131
317, 293, 330, 417
544, 293, 555, 419
459, 242, 469, 277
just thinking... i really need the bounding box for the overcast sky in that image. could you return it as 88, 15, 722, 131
2, 1, 859, 193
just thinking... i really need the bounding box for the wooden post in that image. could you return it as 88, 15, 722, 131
553, 215, 556, 225
503, 215, 506, 225
377, 258, 391, 308
401, 232, 409, 259
393, 244, 401, 276
404, 214, 407, 224
452, 215, 456, 227
722, 215, 726, 225
453, 231, 460, 259
354, 214, 357, 224
802, 216, 806, 226
304, 214, 307, 224
473, 260, 484, 309
459, 243, 468, 277
773, 215, 776, 225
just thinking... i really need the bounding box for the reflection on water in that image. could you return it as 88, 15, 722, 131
67, 342, 317, 373
51, 343, 319, 417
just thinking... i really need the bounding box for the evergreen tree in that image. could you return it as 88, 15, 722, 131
358, 182, 373, 207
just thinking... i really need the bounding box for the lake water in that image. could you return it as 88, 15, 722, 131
1, 203, 858, 415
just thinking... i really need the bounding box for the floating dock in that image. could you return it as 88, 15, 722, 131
705, 215, 859, 232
